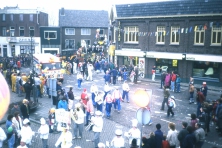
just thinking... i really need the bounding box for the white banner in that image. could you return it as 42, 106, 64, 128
55, 109, 70, 123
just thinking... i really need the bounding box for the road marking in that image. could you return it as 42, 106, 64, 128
174, 99, 182, 101
154, 111, 166, 114
161, 119, 171, 123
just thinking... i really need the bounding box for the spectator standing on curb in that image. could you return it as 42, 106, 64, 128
58, 97, 68, 111
170, 71, 177, 92
130, 69, 136, 83
161, 86, 170, 111
23, 79, 32, 101
167, 96, 176, 117
160, 71, 166, 89
190, 113, 199, 132
177, 122, 188, 148
134, 66, 139, 84
154, 123, 164, 148
151, 66, 156, 81
84, 95, 94, 126
122, 69, 128, 82
12, 112, 22, 147
111, 68, 118, 85
175, 74, 181, 93
80, 88, 88, 113
165, 72, 171, 87
48, 108, 56, 133
38, 118, 49, 148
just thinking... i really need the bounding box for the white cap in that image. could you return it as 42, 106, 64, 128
98, 142, 105, 147
171, 96, 175, 99
40, 118, 46, 125
115, 129, 122, 136
132, 119, 138, 127
23, 118, 30, 125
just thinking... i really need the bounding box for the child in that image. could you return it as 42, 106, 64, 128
162, 135, 170, 148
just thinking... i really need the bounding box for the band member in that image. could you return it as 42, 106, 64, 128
85, 95, 94, 126
104, 92, 113, 118
122, 80, 130, 103
111, 129, 125, 148
112, 87, 122, 113
103, 82, 111, 101
90, 84, 98, 107
125, 119, 141, 146
70, 103, 84, 139
55, 124, 72, 148
80, 88, 88, 113
92, 111, 103, 148
95, 92, 104, 112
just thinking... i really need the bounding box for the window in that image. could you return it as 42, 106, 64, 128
10, 26, 15, 37
65, 39, 75, 49
29, 27, 34, 36
10, 14, 13, 21
194, 26, 205, 45
124, 26, 139, 43
81, 28, 91, 35
2, 14, 5, 21
19, 26, 25, 36
99, 29, 104, 35
211, 25, 222, 46
2, 27, 7, 36
20, 45, 35, 54
156, 26, 165, 44
65, 28, 75, 35
19, 14, 23, 21
30, 14, 33, 21
44, 31, 57, 39
81, 39, 91, 48
170, 26, 180, 44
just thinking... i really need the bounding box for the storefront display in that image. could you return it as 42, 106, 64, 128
193, 61, 219, 78
155, 59, 178, 74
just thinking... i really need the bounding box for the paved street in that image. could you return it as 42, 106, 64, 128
1, 67, 222, 148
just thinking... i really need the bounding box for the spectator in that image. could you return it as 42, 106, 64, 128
161, 86, 170, 111
58, 96, 68, 111
0, 127, 6, 148
189, 82, 195, 104
160, 71, 166, 89
12, 112, 22, 147
201, 82, 208, 99
177, 122, 188, 148
20, 99, 30, 119
130, 138, 139, 148
194, 123, 205, 148
190, 113, 198, 132
10, 103, 22, 116
183, 126, 196, 148
6, 114, 15, 148
175, 74, 181, 93
147, 132, 156, 147
166, 122, 179, 148
162, 135, 170, 148
155, 123, 163, 148
196, 88, 205, 117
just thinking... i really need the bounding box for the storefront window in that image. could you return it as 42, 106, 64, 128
155, 59, 178, 74
193, 61, 219, 78
123, 56, 138, 67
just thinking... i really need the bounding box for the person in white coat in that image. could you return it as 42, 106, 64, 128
0, 127, 6, 148
87, 64, 93, 81
17, 137, 28, 148
92, 111, 103, 148
12, 111, 23, 146
111, 129, 125, 148
125, 119, 141, 146
38, 118, 49, 148
55, 125, 72, 148
166, 122, 180, 148
20, 119, 34, 147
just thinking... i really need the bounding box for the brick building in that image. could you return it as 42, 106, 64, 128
110, 0, 222, 86
0, 6, 48, 57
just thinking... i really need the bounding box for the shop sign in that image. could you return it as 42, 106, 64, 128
172, 60, 178, 67
146, 55, 154, 58
18, 37, 35, 42
186, 57, 195, 60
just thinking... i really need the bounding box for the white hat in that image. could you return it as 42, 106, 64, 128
95, 111, 102, 116
132, 119, 138, 127
40, 118, 46, 124
171, 96, 175, 99
98, 142, 105, 147
203, 82, 206, 85
23, 118, 30, 125
115, 129, 122, 136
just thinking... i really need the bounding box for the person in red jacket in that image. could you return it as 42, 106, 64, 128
80, 88, 88, 113
151, 66, 156, 81
196, 88, 205, 117
17, 60, 21, 70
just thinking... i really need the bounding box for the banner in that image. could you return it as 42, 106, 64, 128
55, 109, 70, 123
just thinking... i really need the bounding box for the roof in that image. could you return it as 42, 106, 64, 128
59, 9, 109, 28
115, 0, 222, 18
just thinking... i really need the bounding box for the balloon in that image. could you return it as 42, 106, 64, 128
0, 73, 10, 120
133, 89, 150, 107
8, 126, 13, 133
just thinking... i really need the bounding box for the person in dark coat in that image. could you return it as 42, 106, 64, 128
134, 66, 138, 84
111, 68, 118, 85
103, 71, 111, 84
147, 132, 156, 148
24, 79, 32, 101
178, 122, 188, 148
130, 138, 139, 148
183, 126, 196, 148
154, 123, 163, 148
20, 99, 30, 119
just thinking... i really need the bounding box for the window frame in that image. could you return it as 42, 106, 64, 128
81, 28, 91, 35
2, 14, 5, 21
124, 26, 139, 43
170, 26, 180, 45
156, 26, 166, 44
19, 26, 25, 37
44, 31, 57, 39
65, 28, 75, 35
10, 14, 13, 21
194, 26, 205, 45
2, 27, 7, 36
19, 14, 23, 21
211, 25, 222, 46
99, 29, 104, 35
29, 14, 33, 22
65, 39, 75, 49
81, 39, 91, 47
29, 26, 35, 37
10, 26, 15, 37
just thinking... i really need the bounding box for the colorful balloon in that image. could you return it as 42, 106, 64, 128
0, 73, 10, 120
7, 126, 13, 133
133, 89, 150, 107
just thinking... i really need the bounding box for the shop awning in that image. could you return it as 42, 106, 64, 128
186, 54, 222, 63
115, 49, 145, 57
146, 52, 183, 60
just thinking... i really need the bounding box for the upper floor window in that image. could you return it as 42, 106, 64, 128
29, 27, 34, 36
10, 14, 13, 21
99, 29, 104, 35
170, 26, 180, 44
124, 26, 139, 43
10, 26, 15, 37
65, 28, 75, 35
211, 25, 222, 46
44, 31, 57, 39
65, 39, 75, 49
19, 26, 25, 36
194, 26, 205, 45
2, 27, 7, 36
156, 26, 165, 44
2, 14, 5, 21
30, 14, 33, 21
81, 28, 91, 35
19, 14, 23, 21
81, 39, 91, 48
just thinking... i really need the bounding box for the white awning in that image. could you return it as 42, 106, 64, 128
186, 54, 222, 62
146, 52, 183, 60
115, 49, 145, 57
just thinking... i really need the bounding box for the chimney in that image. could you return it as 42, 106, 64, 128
60, 7, 65, 16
